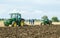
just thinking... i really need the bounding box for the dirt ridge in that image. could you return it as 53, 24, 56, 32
0, 25, 60, 38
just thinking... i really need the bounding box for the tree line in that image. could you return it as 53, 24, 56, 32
0, 18, 4, 21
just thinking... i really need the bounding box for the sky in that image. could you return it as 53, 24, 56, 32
0, 0, 60, 19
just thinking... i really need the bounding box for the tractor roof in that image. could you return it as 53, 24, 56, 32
21, 18, 25, 21
10, 13, 21, 15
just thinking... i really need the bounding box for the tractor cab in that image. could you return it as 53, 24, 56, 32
10, 13, 21, 20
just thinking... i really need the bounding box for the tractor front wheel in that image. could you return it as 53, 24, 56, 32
12, 21, 17, 27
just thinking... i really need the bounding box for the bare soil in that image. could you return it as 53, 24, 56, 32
0, 25, 60, 38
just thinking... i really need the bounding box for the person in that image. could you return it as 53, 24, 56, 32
29, 19, 34, 25
29, 19, 30, 24
32, 19, 34, 25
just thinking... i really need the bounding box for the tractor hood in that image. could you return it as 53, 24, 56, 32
4, 19, 12, 26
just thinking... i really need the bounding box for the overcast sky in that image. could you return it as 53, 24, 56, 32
0, 0, 60, 19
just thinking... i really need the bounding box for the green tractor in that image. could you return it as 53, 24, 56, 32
41, 16, 52, 25
4, 13, 25, 27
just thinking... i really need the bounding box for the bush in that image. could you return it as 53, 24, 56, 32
51, 16, 59, 22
